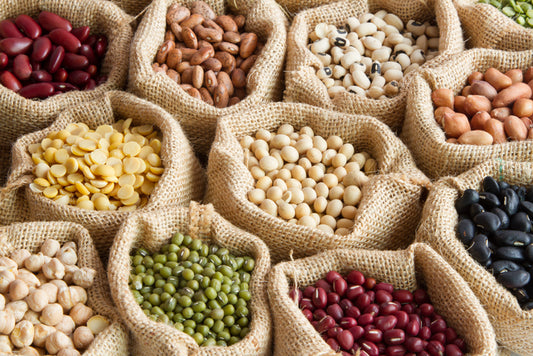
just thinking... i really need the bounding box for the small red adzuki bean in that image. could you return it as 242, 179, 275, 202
365, 329, 383, 343
303, 286, 315, 298
347, 270, 365, 285
313, 287, 327, 309
0, 37, 32, 56
339, 317, 357, 329
328, 292, 340, 305
327, 338, 340, 351
327, 304, 344, 321
376, 289, 393, 304
49, 28, 81, 52
340, 299, 353, 311
334, 278, 348, 296
314, 309, 327, 321
375, 315, 397, 331
327, 271, 342, 284
345, 306, 361, 319
328, 326, 342, 338
337, 330, 355, 350
0, 71, 21, 91
394, 311, 409, 329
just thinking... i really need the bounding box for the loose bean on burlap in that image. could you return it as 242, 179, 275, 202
0, 90, 206, 258
454, 0, 533, 51
268, 243, 498, 356
128, 0, 288, 157
0, 221, 129, 355
283, 0, 464, 132
206, 102, 430, 263
401, 48, 533, 180
416, 159, 533, 355
0, 0, 133, 187
107, 201, 271, 356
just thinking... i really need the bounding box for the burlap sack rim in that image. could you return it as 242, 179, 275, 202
108, 201, 271, 355
0, 220, 128, 355
268, 242, 498, 356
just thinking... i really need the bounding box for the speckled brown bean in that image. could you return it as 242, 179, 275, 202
156, 40, 175, 64
204, 70, 217, 93
462, 85, 472, 97
198, 40, 214, 50
218, 41, 239, 55
240, 54, 258, 74
235, 88, 246, 100
180, 83, 193, 90
167, 69, 180, 83
236, 56, 244, 68
434, 107, 454, 125
214, 84, 229, 107
216, 15, 238, 32
167, 5, 190, 25
182, 67, 193, 84
190, 1, 216, 20
215, 51, 236, 73
152, 63, 166, 73
170, 23, 183, 41
217, 71, 234, 96
195, 25, 223, 43
192, 65, 204, 89
223, 31, 241, 44
165, 30, 175, 42
187, 87, 202, 100
231, 68, 246, 88
240, 33, 258, 58
233, 15, 246, 29
180, 48, 197, 62
506, 69, 523, 83
491, 107, 512, 121
177, 61, 191, 73
182, 27, 198, 49
521, 117, 532, 129
203, 20, 224, 35
229, 96, 240, 105
166, 48, 182, 69
180, 14, 204, 29
199, 87, 214, 104
190, 46, 213, 65
201, 57, 222, 72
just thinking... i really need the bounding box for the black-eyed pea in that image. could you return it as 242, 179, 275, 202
426, 25, 439, 38
384, 81, 400, 96
406, 20, 426, 36
352, 70, 371, 89
310, 38, 330, 54
404, 63, 420, 75
317, 224, 334, 234
355, 22, 377, 37
428, 37, 439, 49
340, 51, 360, 68
327, 86, 345, 98
345, 17, 360, 32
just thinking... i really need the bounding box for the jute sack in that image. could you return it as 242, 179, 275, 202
128, 0, 288, 157
283, 0, 464, 132
108, 201, 272, 356
206, 102, 430, 263
416, 159, 533, 355
108, 0, 153, 17
454, 0, 533, 51
0, 91, 206, 257
401, 48, 533, 180
268, 243, 498, 356
0, 221, 129, 354
0, 0, 133, 186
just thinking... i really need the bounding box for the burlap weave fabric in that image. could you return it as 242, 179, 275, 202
128, 0, 288, 157
268, 243, 498, 356
401, 48, 533, 180
0, 221, 129, 355
108, 201, 272, 356
206, 102, 430, 263
0, 91, 206, 257
283, 0, 464, 132
108, 0, 153, 17
0, 0, 133, 186
416, 159, 533, 355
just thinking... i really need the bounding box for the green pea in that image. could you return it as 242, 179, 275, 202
198, 257, 208, 267
208, 300, 221, 310
154, 254, 167, 264
181, 287, 194, 298
503, 5, 516, 16
209, 245, 219, 255
173, 313, 185, 323
161, 244, 170, 253
223, 304, 235, 316
230, 325, 241, 336
205, 287, 217, 300
174, 305, 184, 314
223, 315, 235, 327
171, 232, 184, 245
192, 301, 206, 313
143, 256, 154, 268
192, 312, 205, 324
216, 340, 227, 347
219, 329, 231, 341
200, 244, 209, 257
237, 317, 249, 327
157, 314, 170, 323
133, 255, 144, 266
174, 322, 184, 331
229, 336, 240, 345
193, 290, 208, 303
209, 255, 222, 266
153, 263, 163, 273
159, 267, 171, 278
210, 308, 224, 320
235, 257, 244, 270
243, 258, 255, 272
240, 272, 251, 283
221, 284, 231, 295
137, 248, 149, 257
178, 295, 192, 307
236, 306, 249, 318
240, 327, 250, 339
212, 320, 225, 333
181, 269, 193, 281
202, 338, 216, 346
186, 280, 199, 291
182, 234, 192, 246
132, 290, 144, 304
205, 263, 215, 271
190, 332, 203, 345
167, 276, 179, 286
172, 266, 184, 277
142, 301, 152, 310
166, 311, 174, 320
210, 279, 222, 292
190, 263, 203, 274
145, 268, 154, 276
200, 276, 211, 289
197, 324, 210, 336
182, 261, 193, 268
151, 306, 164, 316
184, 326, 195, 336
141, 292, 152, 300
155, 279, 165, 289
228, 294, 238, 305
239, 290, 252, 302
188, 251, 200, 263
179, 247, 190, 261
148, 314, 157, 321
183, 319, 196, 329
179, 280, 187, 288
160, 292, 171, 303
223, 276, 232, 285
162, 297, 177, 312
236, 298, 246, 308
130, 280, 142, 291
149, 294, 161, 306
230, 284, 240, 295
203, 317, 214, 328
518, 15, 527, 25
190, 239, 202, 251
216, 248, 229, 257
153, 288, 163, 295
135, 265, 146, 274
217, 292, 228, 306
143, 309, 150, 316
182, 307, 194, 319
163, 283, 176, 295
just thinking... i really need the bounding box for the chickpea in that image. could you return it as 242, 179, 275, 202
10, 320, 34, 348
9, 279, 29, 301
70, 303, 93, 326
58, 348, 82, 356
57, 247, 78, 266
73, 326, 94, 349
6, 301, 28, 322
0, 294, 5, 310
55, 315, 76, 335
24, 253, 45, 272
22, 310, 40, 324
16, 269, 41, 289
72, 267, 96, 289
0, 269, 16, 293
10, 249, 31, 268
33, 324, 55, 348
41, 239, 61, 257
40, 303, 63, 326
0, 335, 12, 352
42, 258, 65, 280
46, 331, 74, 354
0, 257, 17, 269
25, 289, 48, 312
0, 310, 16, 334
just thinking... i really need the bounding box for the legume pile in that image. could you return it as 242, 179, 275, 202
129, 231, 255, 346
292, 270, 466, 355
456, 176, 533, 309
480, 0, 533, 28
241, 124, 375, 234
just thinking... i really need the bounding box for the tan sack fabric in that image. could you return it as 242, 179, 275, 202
283, 0, 464, 132
0, 91, 205, 257
401, 48, 533, 180
108, 0, 153, 17
455, 0, 533, 51
108, 201, 272, 356
0, 221, 129, 355
416, 159, 533, 355
268, 242, 498, 356
128, 0, 288, 157
0, 0, 133, 186
206, 102, 430, 262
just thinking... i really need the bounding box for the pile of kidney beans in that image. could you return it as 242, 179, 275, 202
291, 270, 466, 356
0, 11, 108, 99
456, 176, 533, 310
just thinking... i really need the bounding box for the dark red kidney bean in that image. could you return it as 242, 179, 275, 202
361, 341, 379, 356
339, 317, 357, 329
394, 311, 409, 329
401, 303, 415, 314
334, 278, 348, 296
381, 301, 401, 315
363, 303, 379, 316
405, 320, 420, 336
347, 285, 365, 300
419, 326, 431, 340
327, 292, 340, 305
63, 53, 89, 70
315, 279, 331, 293
356, 293, 371, 309
18, 82, 54, 98
426, 340, 445, 356
327, 326, 342, 338
326, 338, 340, 351
303, 286, 315, 299
0, 38, 32, 56
53, 68, 68, 82
445, 327, 457, 343
31, 37, 52, 62
392, 290, 413, 303
84, 34, 97, 46
383, 329, 406, 346
347, 271, 365, 285
376, 290, 393, 304
326, 271, 342, 284
15, 15, 41, 39
341, 352, 351, 356
327, 304, 344, 321
95, 75, 107, 85
452, 338, 466, 352
0, 71, 22, 91
357, 313, 374, 326
365, 328, 383, 343
79, 44, 97, 64
0, 53, 7, 69
431, 332, 446, 345
419, 303, 434, 316
337, 330, 354, 350
348, 325, 364, 340
0, 20, 23, 38
32, 69, 52, 82
375, 315, 397, 331
445, 344, 463, 356
404, 337, 424, 352
386, 345, 407, 356
71, 26, 90, 42
317, 315, 335, 333
430, 318, 447, 333
49, 29, 81, 53
289, 288, 302, 303
94, 35, 107, 57
340, 299, 353, 311
314, 309, 327, 321
419, 352, 430, 356
50, 82, 78, 92
38, 11, 72, 32
300, 298, 314, 311
364, 278, 376, 290
47, 46, 65, 73
302, 308, 312, 321
346, 306, 361, 319
374, 282, 394, 293
313, 287, 327, 309
13, 54, 31, 80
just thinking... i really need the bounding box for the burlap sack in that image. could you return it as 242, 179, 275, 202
454, 0, 533, 51
268, 242, 498, 356
108, 201, 271, 356
283, 0, 464, 132
0, 90, 206, 257
416, 159, 533, 355
128, 0, 288, 157
0, 0, 133, 186
206, 102, 430, 262
109, 0, 153, 17
0, 221, 129, 354
401, 48, 533, 180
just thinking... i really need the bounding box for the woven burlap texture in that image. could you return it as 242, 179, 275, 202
0, 221, 129, 354
128, 0, 288, 157
401, 48, 533, 180
283, 0, 464, 132
268, 243, 498, 356
416, 159, 533, 355
0, 0, 133, 186
455, 0, 533, 51
108, 0, 152, 16
108, 201, 271, 356
0, 91, 206, 257
206, 102, 430, 263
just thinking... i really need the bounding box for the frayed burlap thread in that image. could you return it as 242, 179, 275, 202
283, 0, 463, 132
401, 48, 533, 179
206, 102, 430, 263
128, 0, 288, 157
416, 159, 533, 355
268, 243, 498, 356
0, 0, 133, 186
108, 201, 272, 356
0, 91, 206, 258
0, 221, 129, 354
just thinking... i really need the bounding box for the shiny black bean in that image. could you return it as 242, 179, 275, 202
493, 230, 531, 247
510, 212, 531, 232
522, 301, 533, 310
491, 208, 510, 229
469, 203, 485, 218
491, 260, 523, 275
484, 258, 493, 268
483, 176, 500, 195
526, 186, 533, 202
520, 201, 533, 219
495, 247, 526, 262
457, 219, 475, 245
468, 234, 492, 263
499, 181, 510, 191
526, 244, 533, 262
517, 186, 527, 201
479, 192, 501, 209
473, 212, 501, 234
497, 270, 530, 288
502, 188, 520, 216
455, 189, 479, 214
511, 288, 530, 304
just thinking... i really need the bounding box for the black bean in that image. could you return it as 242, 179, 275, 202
493, 230, 531, 247
457, 219, 475, 245
511, 288, 530, 303
517, 186, 527, 201
491, 208, 510, 229
468, 234, 492, 263
469, 203, 485, 218
473, 211, 501, 234
510, 212, 531, 232
526, 186, 533, 202
522, 301, 533, 310
484, 258, 493, 268
526, 244, 533, 262
520, 201, 533, 219
497, 270, 530, 289
491, 260, 523, 275
499, 181, 510, 191
455, 189, 479, 214
479, 192, 501, 209
495, 246, 526, 262
501, 188, 520, 216
483, 176, 500, 195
